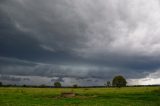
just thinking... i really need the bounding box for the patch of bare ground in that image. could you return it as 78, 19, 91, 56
61, 92, 76, 98
49, 93, 98, 99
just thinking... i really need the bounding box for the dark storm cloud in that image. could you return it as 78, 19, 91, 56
0, 57, 151, 81
0, 75, 29, 82
0, 0, 160, 85
51, 77, 64, 82
0, 0, 88, 53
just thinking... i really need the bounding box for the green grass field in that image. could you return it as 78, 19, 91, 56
0, 87, 160, 106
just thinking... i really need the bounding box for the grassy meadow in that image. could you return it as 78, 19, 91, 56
0, 87, 160, 106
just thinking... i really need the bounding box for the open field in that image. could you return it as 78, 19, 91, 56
0, 87, 160, 106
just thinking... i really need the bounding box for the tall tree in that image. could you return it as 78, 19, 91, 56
107, 81, 111, 87
0, 82, 2, 86
54, 82, 61, 88
112, 75, 127, 87
73, 84, 78, 88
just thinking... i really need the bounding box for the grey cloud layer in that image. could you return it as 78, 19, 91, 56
2, 0, 160, 57
0, 0, 160, 85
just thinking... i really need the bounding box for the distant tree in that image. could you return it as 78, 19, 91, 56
54, 82, 61, 88
0, 82, 2, 86
112, 75, 127, 88
107, 81, 111, 87
22, 84, 26, 87
73, 84, 78, 88
40, 84, 46, 88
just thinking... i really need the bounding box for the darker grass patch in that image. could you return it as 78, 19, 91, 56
152, 88, 160, 94
45, 93, 98, 100
117, 93, 159, 101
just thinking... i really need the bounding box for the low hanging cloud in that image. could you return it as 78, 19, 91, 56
0, 0, 160, 85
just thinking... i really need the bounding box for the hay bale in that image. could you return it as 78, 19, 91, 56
61, 92, 76, 98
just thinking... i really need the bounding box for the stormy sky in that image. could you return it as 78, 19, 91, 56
0, 0, 160, 86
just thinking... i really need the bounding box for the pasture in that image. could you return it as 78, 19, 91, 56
0, 87, 160, 106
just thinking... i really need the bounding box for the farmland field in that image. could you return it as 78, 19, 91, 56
0, 87, 160, 106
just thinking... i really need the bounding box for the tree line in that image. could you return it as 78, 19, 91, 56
54, 75, 127, 88
0, 75, 127, 88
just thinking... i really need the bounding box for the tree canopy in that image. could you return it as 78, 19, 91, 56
112, 75, 127, 87
107, 81, 111, 87
54, 82, 61, 88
